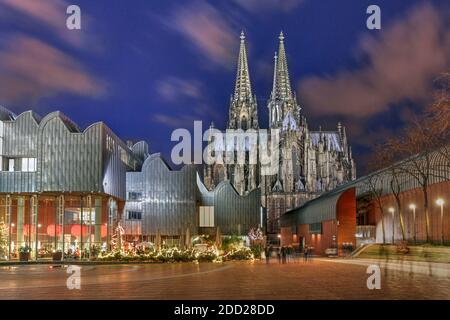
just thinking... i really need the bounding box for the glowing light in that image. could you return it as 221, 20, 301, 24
277, 234, 281, 238
388, 207, 395, 213
409, 204, 416, 210
436, 198, 444, 206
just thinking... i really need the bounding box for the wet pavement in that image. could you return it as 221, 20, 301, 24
0, 258, 448, 299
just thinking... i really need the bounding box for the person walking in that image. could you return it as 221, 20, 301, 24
265, 246, 271, 264
277, 247, 282, 264
287, 246, 293, 263
303, 246, 308, 262
281, 246, 287, 264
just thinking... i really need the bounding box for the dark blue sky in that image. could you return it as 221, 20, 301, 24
0, 0, 448, 174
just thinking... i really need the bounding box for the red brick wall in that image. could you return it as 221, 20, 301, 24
371, 180, 450, 244
280, 188, 356, 256
308, 220, 337, 255
337, 188, 357, 254
280, 227, 293, 246
281, 220, 337, 255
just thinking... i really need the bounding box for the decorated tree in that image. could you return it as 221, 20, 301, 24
248, 226, 264, 241
110, 223, 125, 252
0, 219, 9, 260
248, 226, 264, 251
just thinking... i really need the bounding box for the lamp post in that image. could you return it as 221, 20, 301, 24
409, 204, 416, 244
436, 199, 445, 246
389, 207, 395, 244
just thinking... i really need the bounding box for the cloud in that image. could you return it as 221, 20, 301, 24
0, 0, 65, 28
153, 113, 199, 128
165, 1, 238, 68
232, 0, 305, 13
298, 3, 450, 119
157, 77, 203, 102
0, 36, 105, 104
155, 76, 223, 128
0, 0, 94, 49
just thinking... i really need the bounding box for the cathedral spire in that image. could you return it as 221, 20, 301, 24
271, 52, 278, 99
228, 31, 258, 130
273, 31, 293, 100
234, 31, 252, 101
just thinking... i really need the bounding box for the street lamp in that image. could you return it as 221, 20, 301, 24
277, 234, 281, 246
389, 207, 395, 244
436, 199, 445, 245
409, 204, 416, 244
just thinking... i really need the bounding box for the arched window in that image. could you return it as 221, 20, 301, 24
241, 116, 248, 130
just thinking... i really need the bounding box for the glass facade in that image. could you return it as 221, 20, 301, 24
0, 108, 147, 261
0, 107, 264, 260
0, 194, 118, 260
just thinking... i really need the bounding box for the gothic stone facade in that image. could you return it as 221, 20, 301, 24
203, 32, 356, 237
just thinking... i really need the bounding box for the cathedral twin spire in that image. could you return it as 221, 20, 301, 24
233, 30, 294, 102
271, 31, 293, 102
229, 31, 299, 131
234, 31, 253, 102
229, 31, 258, 130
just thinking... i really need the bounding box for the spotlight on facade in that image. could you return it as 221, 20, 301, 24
436, 198, 444, 206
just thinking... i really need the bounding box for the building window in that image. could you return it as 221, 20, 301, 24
199, 206, 214, 227
1, 157, 36, 172
21, 158, 36, 172
309, 222, 322, 235
127, 211, 142, 220
119, 146, 129, 165
127, 192, 142, 201
8, 158, 14, 172
106, 135, 115, 152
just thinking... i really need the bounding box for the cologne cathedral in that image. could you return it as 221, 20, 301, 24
203, 31, 356, 237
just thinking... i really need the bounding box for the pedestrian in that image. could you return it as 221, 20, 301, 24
281, 246, 287, 264
303, 246, 308, 262
277, 247, 282, 264
287, 246, 293, 263
265, 246, 271, 264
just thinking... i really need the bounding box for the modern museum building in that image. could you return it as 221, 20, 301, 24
0, 106, 261, 261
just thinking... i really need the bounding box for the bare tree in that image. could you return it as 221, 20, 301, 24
371, 144, 408, 241
427, 72, 450, 167
362, 172, 386, 244
374, 72, 450, 242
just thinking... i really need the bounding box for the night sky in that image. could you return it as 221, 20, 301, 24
0, 0, 449, 174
